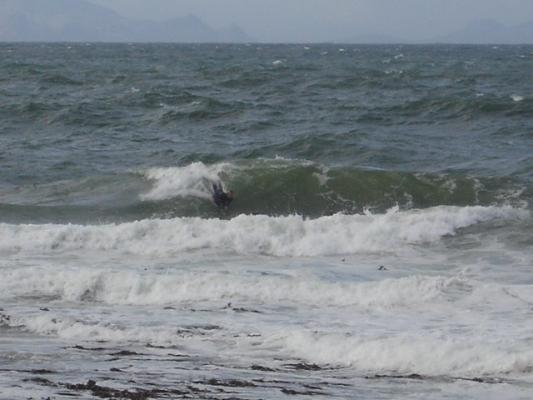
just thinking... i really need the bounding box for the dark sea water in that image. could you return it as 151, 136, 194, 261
0, 43, 532, 399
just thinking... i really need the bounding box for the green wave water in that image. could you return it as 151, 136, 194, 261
0, 160, 529, 223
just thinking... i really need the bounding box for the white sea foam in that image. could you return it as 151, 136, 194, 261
8, 307, 533, 377
0, 206, 527, 257
0, 268, 458, 308
140, 162, 232, 201
278, 330, 533, 376
511, 94, 524, 102
9, 313, 189, 345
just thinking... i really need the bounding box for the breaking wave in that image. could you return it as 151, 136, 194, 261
0, 268, 459, 308
278, 329, 533, 377
0, 205, 527, 257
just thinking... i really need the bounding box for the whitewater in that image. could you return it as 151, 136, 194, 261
2, 200, 532, 399
1, 43, 533, 399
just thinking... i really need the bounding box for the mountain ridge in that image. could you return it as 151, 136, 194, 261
0, 0, 252, 42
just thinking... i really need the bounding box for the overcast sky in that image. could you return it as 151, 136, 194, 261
89, 0, 533, 42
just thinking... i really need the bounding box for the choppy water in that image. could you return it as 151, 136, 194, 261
1, 43, 532, 399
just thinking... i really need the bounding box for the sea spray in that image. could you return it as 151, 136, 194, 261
140, 162, 234, 201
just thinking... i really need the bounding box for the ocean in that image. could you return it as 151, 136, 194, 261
0, 43, 532, 399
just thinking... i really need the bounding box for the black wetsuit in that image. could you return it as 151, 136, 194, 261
212, 183, 232, 208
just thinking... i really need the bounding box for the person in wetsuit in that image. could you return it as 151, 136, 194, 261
212, 182, 234, 209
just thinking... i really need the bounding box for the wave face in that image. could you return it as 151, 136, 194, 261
136, 160, 530, 217
0, 160, 530, 223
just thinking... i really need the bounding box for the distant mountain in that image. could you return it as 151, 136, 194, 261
441, 19, 533, 44
0, 0, 252, 42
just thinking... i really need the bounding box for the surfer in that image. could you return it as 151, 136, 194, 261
212, 182, 234, 209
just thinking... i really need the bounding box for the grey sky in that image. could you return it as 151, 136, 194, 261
89, 0, 533, 42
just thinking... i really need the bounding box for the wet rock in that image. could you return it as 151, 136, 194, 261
232, 307, 262, 313
110, 350, 142, 356
23, 377, 57, 387
145, 343, 167, 349
251, 365, 276, 372
366, 373, 424, 380
72, 345, 107, 351
203, 378, 256, 388
29, 369, 56, 374
222, 302, 262, 313
456, 376, 502, 384
281, 388, 322, 396
182, 324, 221, 331
63, 379, 159, 400
285, 363, 323, 371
